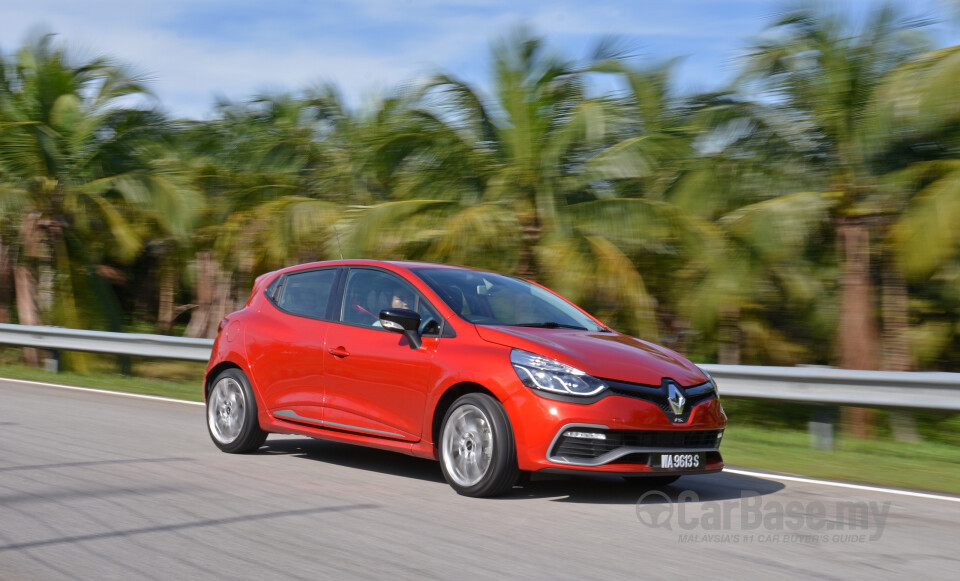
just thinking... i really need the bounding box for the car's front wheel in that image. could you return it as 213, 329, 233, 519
439, 393, 518, 497
206, 368, 267, 453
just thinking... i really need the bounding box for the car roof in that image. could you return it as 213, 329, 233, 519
268, 259, 486, 278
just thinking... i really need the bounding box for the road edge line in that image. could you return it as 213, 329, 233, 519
724, 467, 960, 503
0, 376, 204, 406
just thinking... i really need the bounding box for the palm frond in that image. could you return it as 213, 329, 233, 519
718, 190, 838, 261
891, 162, 960, 278
342, 199, 456, 259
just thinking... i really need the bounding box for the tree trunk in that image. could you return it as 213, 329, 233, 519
880, 263, 909, 372
14, 214, 48, 365
837, 218, 878, 439
718, 305, 741, 365
516, 213, 541, 281
37, 265, 55, 314
881, 259, 921, 443
880, 261, 909, 371
208, 269, 233, 338
13, 265, 41, 365
185, 251, 233, 338
0, 243, 11, 324
158, 259, 176, 333
185, 251, 213, 338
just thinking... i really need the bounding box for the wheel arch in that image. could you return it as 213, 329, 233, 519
204, 361, 244, 400
430, 381, 500, 453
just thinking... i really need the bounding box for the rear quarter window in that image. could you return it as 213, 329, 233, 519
276, 269, 338, 320
264, 276, 282, 301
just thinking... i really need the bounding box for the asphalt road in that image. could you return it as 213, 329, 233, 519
1, 379, 958, 581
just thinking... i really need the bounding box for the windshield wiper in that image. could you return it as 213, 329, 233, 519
512, 322, 588, 330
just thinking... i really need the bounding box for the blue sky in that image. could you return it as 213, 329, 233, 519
3, 0, 959, 119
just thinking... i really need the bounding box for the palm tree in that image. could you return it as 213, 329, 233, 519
736, 4, 932, 435
870, 45, 960, 279
670, 94, 840, 364
179, 90, 347, 337
353, 29, 605, 269
570, 88, 838, 362
0, 34, 199, 364
738, 4, 929, 369
846, 44, 960, 435
343, 29, 672, 338
859, 43, 960, 378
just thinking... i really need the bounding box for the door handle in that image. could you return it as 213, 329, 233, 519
328, 346, 350, 358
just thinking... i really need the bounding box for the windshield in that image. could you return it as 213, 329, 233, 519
412, 268, 605, 332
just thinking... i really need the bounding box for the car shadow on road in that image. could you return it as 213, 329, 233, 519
503, 470, 786, 504
258, 437, 785, 504
257, 437, 447, 484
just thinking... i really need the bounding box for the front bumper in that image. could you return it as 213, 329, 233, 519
505, 390, 727, 474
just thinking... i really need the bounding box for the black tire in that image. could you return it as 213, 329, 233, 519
206, 368, 268, 453
623, 474, 681, 487
439, 393, 518, 497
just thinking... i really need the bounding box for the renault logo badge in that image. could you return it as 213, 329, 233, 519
666, 382, 686, 416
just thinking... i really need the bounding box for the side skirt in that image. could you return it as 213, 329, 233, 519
260, 414, 436, 459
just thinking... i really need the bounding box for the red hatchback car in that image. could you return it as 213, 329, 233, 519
204, 260, 726, 497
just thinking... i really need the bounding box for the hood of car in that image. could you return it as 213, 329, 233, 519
474, 325, 707, 386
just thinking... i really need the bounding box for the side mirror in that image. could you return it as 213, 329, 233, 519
379, 308, 422, 349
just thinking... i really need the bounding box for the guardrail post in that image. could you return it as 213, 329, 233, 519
809, 406, 835, 451
118, 355, 131, 377
43, 350, 59, 374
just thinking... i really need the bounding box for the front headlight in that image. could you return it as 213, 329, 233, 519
510, 349, 607, 397
698, 366, 720, 397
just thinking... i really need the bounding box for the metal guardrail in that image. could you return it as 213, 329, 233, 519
0, 323, 213, 362
700, 364, 960, 411
1, 323, 959, 410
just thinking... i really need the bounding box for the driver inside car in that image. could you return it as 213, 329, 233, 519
373, 287, 416, 328
390, 288, 413, 310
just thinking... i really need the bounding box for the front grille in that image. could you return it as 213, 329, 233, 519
604, 378, 716, 422
552, 429, 722, 460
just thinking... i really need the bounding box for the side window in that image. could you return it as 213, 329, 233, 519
276, 269, 337, 319
342, 269, 420, 327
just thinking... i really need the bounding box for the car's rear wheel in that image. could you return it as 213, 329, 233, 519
207, 368, 267, 453
440, 393, 518, 497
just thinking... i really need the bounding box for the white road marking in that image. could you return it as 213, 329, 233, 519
723, 468, 960, 503
0, 376, 204, 406
4, 375, 960, 503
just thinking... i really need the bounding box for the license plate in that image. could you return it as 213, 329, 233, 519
653, 452, 705, 471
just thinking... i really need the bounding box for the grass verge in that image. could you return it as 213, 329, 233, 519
721, 425, 960, 495
0, 359, 204, 402
1, 360, 958, 494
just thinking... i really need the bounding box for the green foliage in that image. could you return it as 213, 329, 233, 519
2, 13, 960, 370
0, 33, 201, 346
